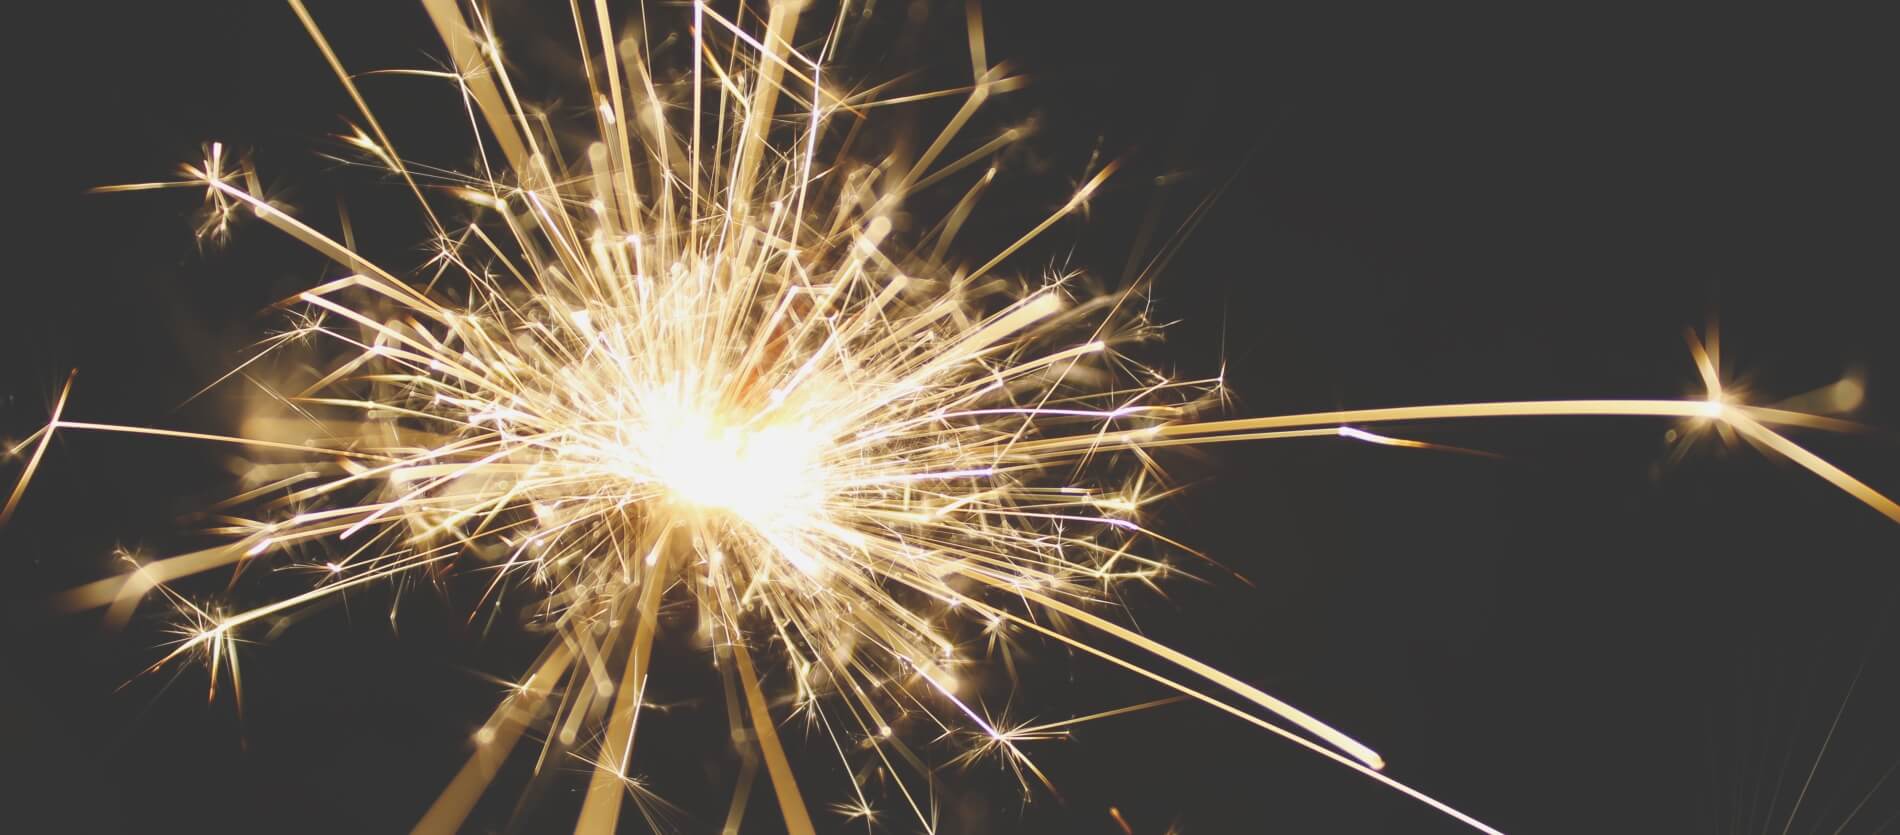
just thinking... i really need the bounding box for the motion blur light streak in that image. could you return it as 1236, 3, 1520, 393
6, 1, 1897, 833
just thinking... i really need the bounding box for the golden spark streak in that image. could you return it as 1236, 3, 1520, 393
0, 369, 73, 526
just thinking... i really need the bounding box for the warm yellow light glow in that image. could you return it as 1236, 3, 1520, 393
647, 418, 826, 523
602, 400, 828, 531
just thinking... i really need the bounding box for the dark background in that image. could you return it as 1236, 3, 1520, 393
4, 2, 1898, 833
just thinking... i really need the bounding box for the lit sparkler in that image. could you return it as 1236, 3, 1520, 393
6, 2, 1895, 833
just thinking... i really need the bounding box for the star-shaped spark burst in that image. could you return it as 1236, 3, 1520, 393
6, 2, 1897, 833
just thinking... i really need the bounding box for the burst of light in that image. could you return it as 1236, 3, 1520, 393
8, 2, 1897, 834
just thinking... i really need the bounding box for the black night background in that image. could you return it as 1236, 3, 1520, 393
4, 2, 1897, 833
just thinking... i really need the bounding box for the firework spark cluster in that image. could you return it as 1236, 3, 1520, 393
6, 2, 1895, 833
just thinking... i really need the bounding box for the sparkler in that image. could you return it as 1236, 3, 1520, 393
7, 1, 1896, 832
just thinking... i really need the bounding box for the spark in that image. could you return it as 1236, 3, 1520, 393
8, 2, 1897, 834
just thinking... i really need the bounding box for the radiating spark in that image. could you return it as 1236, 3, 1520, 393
7, 2, 1897, 834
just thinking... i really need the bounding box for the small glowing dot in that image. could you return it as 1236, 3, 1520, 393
1833, 377, 1866, 411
